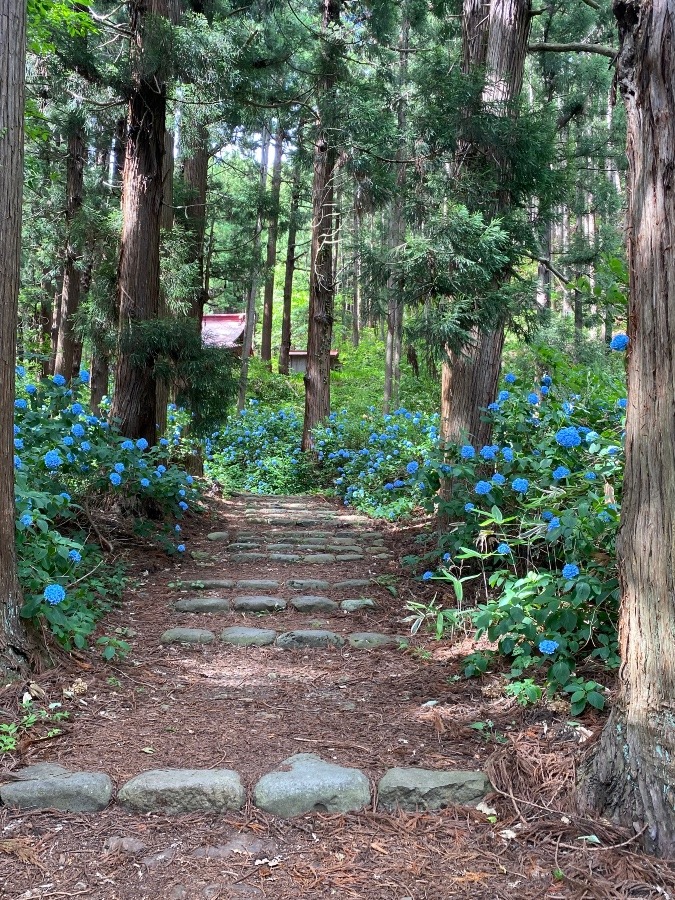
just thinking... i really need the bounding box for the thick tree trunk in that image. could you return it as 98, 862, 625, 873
156, 127, 175, 439
0, 0, 29, 674
352, 201, 361, 347
440, 0, 531, 448
54, 124, 85, 380
183, 124, 209, 326
110, 0, 171, 444
301, 0, 341, 451
237, 128, 270, 410
261, 129, 284, 364
279, 143, 302, 375
578, 0, 675, 856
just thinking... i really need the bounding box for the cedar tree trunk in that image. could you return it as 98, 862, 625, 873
261, 129, 284, 364
183, 124, 209, 327
279, 144, 302, 375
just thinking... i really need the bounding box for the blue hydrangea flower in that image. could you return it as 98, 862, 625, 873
159, 438, 169, 447
610, 333, 629, 351
512, 477, 529, 493
585, 431, 599, 443
52, 374, 67, 386
79, 369, 90, 384
179, 501, 188, 511
491, 473, 506, 486
175, 525, 181, 532
552, 466, 570, 480
541, 375, 552, 386
14, 398, 27, 409
140, 478, 150, 488
617, 398, 627, 409
608, 446, 620, 456
177, 544, 186, 552
480, 445, 497, 460
464, 502, 475, 512
555, 427, 581, 448
584, 472, 597, 480
71, 403, 84, 415
109, 472, 122, 486
60, 492, 71, 502
487, 402, 500, 411
496, 543, 511, 555
475, 481, 492, 495
422, 571, 433, 581
186, 476, 194, 485
562, 563, 580, 579
121, 440, 134, 451
80, 441, 91, 452
14, 438, 23, 450
501, 447, 514, 462
504, 373, 516, 384
13, 425, 19, 435
547, 517, 560, 531
44, 584, 66, 605
136, 438, 149, 451
86, 416, 98, 426
406, 461, 419, 474
16, 365, 25, 377
68, 550, 82, 563
72, 424, 85, 438
44, 450, 63, 469
597, 511, 611, 523
393, 479, 405, 488
540, 385, 549, 396
538, 639, 559, 655
157, 465, 167, 474
442, 553, 451, 562
527, 392, 539, 405
178, 489, 186, 497
14, 456, 22, 469
498, 390, 510, 402
62, 436, 74, 447
25, 384, 36, 395
114, 462, 125, 474
20, 514, 33, 527
460, 445, 476, 459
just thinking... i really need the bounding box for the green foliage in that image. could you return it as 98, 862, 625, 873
0, 699, 69, 755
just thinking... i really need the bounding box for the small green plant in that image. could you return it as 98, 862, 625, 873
469, 720, 508, 744
504, 678, 542, 706
563, 678, 605, 715
96, 635, 131, 661
106, 676, 122, 688
0, 700, 69, 754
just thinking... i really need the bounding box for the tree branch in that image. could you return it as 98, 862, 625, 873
528, 42, 616, 58
579, 0, 601, 9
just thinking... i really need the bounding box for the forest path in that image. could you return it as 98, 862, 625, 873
1, 493, 597, 899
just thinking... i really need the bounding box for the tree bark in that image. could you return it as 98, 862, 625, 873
440, 0, 531, 448
183, 123, 209, 327
301, 0, 341, 451
578, 0, 675, 856
54, 123, 86, 380
352, 198, 361, 347
110, 0, 171, 444
0, 0, 29, 674
156, 126, 175, 438
279, 139, 303, 375
237, 127, 271, 410
261, 129, 284, 364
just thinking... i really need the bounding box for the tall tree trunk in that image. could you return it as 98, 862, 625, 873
183, 123, 209, 326
301, 0, 341, 451
440, 0, 531, 448
578, 0, 675, 856
110, 0, 171, 444
156, 126, 175, 438
0, 0, 29, 673
352, 199, 361, 347
261, 129, 284, 364
279, 140, 303, 375
54, 122, 85, 380
237, 127, 270, 410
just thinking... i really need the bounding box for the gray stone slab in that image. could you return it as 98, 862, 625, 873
253, 754, 370, 817
377, 768, 490, 811
290, 596, 339, 614
265, 544, 295, 551
286, 578, 331, 591
325, 545, 362, 553
174, 597, 231, 613
207, 532, 230, 541
233, 595, 286, 613
267, 553, 303, 563
117, 769, 244, 814
228, 542, 261, 550
221, 627, 277, 646
5, 763, 70, 781
186, 579, 236, 590
229, 552, 267, 562
348, 632, 399, 649
161, 628, 216, 644
335, 553, 364, 562
372, 553, 392, 560
237, 579, 279, 591
329, 537, 367, 546
0, 772, 113, 812
302, 554, 336, 564
340, 599, 377, 612
333, 579, 371, 590
276, 630, 345, 650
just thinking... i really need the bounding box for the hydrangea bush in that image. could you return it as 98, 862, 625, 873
14, 367, 199, 656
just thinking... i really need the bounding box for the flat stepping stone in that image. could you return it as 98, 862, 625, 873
0, 768, 113, 812
174, 597, 231, 613
335, 553, 364, 561
290, 596, 339, 613
233, 596, 286, 612
237, 579, 279, 590
207, 531, 230, 541
118, 769, 244, 814
228, 542, 261, 550
276, 630, 345, 650
287, 578, 331, 591
253, 754, 370, 817
302, 553, 336, 563
267, 552, 302, 563
186, 579, 235, 590
328, 537, 368, 546
161, 628, 216, 644
333, 579, 370, 589
230, 552, 267, 561
341, 599, 377, 612
377, 768, 490, 811
221, 627, 277, 646
325, 545, 362, 553
348, 632, 399, 649
266, 543, 296, 551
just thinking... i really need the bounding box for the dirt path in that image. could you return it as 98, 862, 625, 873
2, 494, 674, 899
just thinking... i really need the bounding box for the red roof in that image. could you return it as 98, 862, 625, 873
201, 313, 246, 348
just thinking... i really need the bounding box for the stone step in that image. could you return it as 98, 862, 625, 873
160, 627, 402, 649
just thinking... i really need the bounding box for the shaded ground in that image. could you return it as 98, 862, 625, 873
2, 492, 675, 899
